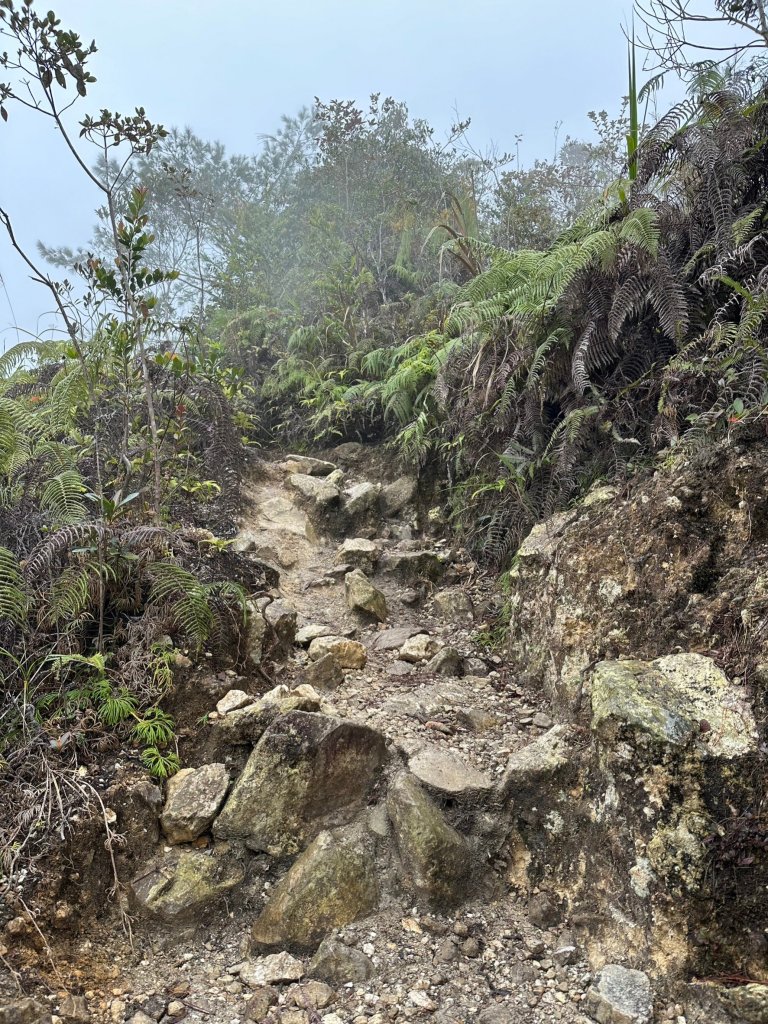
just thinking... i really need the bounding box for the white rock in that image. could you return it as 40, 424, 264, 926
240, 951, 305, 987
216, 689, 255, 715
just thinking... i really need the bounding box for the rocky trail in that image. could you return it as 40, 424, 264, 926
3, 443, 765, 1024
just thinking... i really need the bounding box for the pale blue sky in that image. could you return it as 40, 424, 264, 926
1, 0, 639, 346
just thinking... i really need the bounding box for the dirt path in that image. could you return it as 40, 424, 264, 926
3, 455, 598, 1024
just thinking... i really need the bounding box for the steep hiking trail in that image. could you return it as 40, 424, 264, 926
1, 446, 605, 1024
4, 441, 762, 1024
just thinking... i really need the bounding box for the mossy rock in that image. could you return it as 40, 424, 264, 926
213, 711, 387, 856
387, 771, 471, 907
128, 846, 244, 924
250, 828, 378, 951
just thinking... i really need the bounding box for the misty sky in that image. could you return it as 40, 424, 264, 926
0, 0, 640, 348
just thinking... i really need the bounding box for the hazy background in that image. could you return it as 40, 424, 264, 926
0, 0, 639, 348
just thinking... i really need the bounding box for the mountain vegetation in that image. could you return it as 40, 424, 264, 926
1, 0, 767, 894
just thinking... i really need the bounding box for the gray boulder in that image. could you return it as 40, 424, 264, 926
585, 964, 652, 1024
160, 763, 230, 844
213, 711, 387, 856
336, 537, 380, 572
128, 846, 244, 924
425, 647, 463, 676
381, 476, 417, 516
399, 633, 441, 663
345, 568, 388, 622
431, 589, 475, 622
343, 482, 380, 518
309, 937, 374, 985
387, 772, 471, 907
250, 829, 378, 951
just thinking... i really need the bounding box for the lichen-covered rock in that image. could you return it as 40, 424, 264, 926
160, 763, 230, 844
343, 482, 380, 517
380, 548, 448, 582
302, 652, 344, 690
309, 938, 374, 985
283, 454, 336, 476
250, 829, 378, 950
128, 847, 244, 924
213, 711, 387, 856
430, 589, 474, 622
380, 476, 417, 516
399, 633, 441, 663
408, 746, 492, 797
345, 569, 387, 621
336, 537, 380, 571
585, 964, 652, 1024
591, 653, 758, 758
289, 472, 340, 507
308, 635, 367, 669
387, 772, 471, 906
245, 601, 268, 666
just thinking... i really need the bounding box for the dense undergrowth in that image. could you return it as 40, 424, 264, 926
1, 0, 767, 894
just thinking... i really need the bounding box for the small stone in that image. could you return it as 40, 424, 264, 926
278, 1011, 307, 1024
345, 569, 388, 622
373, 626, 422, 651
430, 590, 474, 622
127, 1015, 154, 1024
287, 981, 335, 1010
216, 689, 254, 715
409, 746, 492, 796
463, 657, 488, 676
243, 986, 278, 1021
165, 1004, 185, 1020
532, 712, 553, 729
461, 937, 481, 957
108, 1001, 125, 1024
478, 1008, 515, 1024
433, 937, 458, 963
308, 636, 367, 669
528, 893, 560, 930
456, 708, 499, 733
296, 624, 335, 645
408, 991, 435, 1011
585, 964, 652, 1024
303, 653, 345, 691
425, 647, 463, 677
59, 998, 89, 1024
399, 633, 441, 663
284, 455, 336, 476
240, 952, 305, 987
524, 936, 546, 956
309, 938, 374, 985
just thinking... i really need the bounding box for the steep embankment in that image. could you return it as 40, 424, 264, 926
2, 441, 766, 1024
